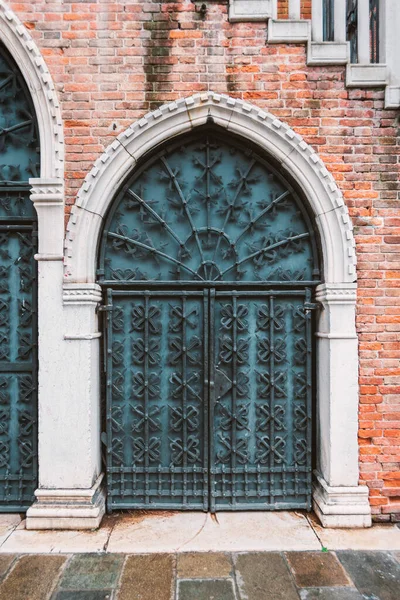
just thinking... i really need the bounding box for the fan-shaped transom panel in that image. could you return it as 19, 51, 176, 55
0, 43, 39, 219
99, 131, 320, 285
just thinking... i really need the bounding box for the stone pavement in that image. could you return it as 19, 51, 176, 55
0, 512, 399, 599
0, 549, 400, 599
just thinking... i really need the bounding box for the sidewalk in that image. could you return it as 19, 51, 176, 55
0, 512, 399, 599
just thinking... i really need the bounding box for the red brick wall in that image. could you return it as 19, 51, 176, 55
11, 1, 400, 521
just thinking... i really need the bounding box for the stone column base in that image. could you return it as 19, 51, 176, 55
26, 474, 105, 530
313, 472, 372, 528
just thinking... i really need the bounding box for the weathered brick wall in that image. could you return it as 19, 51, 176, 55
11, 0, 400, 521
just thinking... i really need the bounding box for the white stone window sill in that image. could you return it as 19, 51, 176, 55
228, 0, 273, 22
268, 19, 310, 43
346, 63, 388, 88
385, 85, 400, 109
307, 42, 349, 66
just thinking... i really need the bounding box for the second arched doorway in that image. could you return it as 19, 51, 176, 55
98, 128, 321, 513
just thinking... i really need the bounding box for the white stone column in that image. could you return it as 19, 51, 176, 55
357, 0, 370, 64
26, 181, 105, 529
311, 0, 323, 42
288, 0, 301, 20
313, 283, 371, 528
334, 0, 347, 43
27, 282, 105, 529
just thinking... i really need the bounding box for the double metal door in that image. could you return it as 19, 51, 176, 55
104, 286, 313, 512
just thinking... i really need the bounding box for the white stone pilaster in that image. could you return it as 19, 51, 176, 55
313, 283, 371, 528
26, 281, 105, 530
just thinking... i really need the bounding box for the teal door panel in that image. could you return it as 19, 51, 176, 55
210, 290, 312, 511
105, 289, 209, 511
0, 225, 37, 509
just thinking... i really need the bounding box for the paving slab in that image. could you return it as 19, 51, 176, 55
299, 588, 364, 599
234, 552, 300, 600
118, 554, 173, 600
313, 523, 400, 551
177, 552, 232, 578
107, 512, 208, 553
337, 551, 400, 600
107, 511, 319, 553
0, 554, 16, 579
0, 522, 112, 554
286, 551, 351, 587
178, 579, 236, 600
0, 554, 66, 600
0, 514, 21, 546
57, 553, 123, 590
182, 511, 320, 552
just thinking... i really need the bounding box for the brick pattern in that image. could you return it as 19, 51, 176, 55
8, 0, 400, 520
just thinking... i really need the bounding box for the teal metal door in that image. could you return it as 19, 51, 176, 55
99, 131, 320, 512
0, 44, 39, 510
104, 288, 314, 511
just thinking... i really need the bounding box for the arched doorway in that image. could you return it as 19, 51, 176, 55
98, 129, 321, 512
0, 43, 39, 510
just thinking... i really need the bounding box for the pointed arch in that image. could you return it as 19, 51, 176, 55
65, 92, 355, 286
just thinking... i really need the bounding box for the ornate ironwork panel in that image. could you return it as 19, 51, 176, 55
99, 132, 319, 286
100, 130, 318, 512
0, 44, 39, 510
105, 289, 209, 510
0, 44, 39, 197
210, 290, 313, 510
0, 225, 38, 509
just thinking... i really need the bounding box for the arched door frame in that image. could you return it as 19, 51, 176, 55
31, 92, 371, 529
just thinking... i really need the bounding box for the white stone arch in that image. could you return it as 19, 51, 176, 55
29, 93, 371, 530
64, 93, 355, 285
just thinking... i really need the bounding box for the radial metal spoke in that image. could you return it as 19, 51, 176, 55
216, 232, 310, 280
160, 156, 206, 267
0, 73, 13, 91
0, 120, 33, 136
107, 230, 204, 280
234, 190, 291, 246
126, 189, 186, 248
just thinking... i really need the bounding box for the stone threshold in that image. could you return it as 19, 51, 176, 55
0, 511, 399, 554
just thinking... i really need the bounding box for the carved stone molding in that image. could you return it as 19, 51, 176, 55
65, 92, 357, 285
315, 283, 357, 305
313, 472, 372, 528
26, 474, 106, 530
63, 283, 102, 306
30, 178, 64, 206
